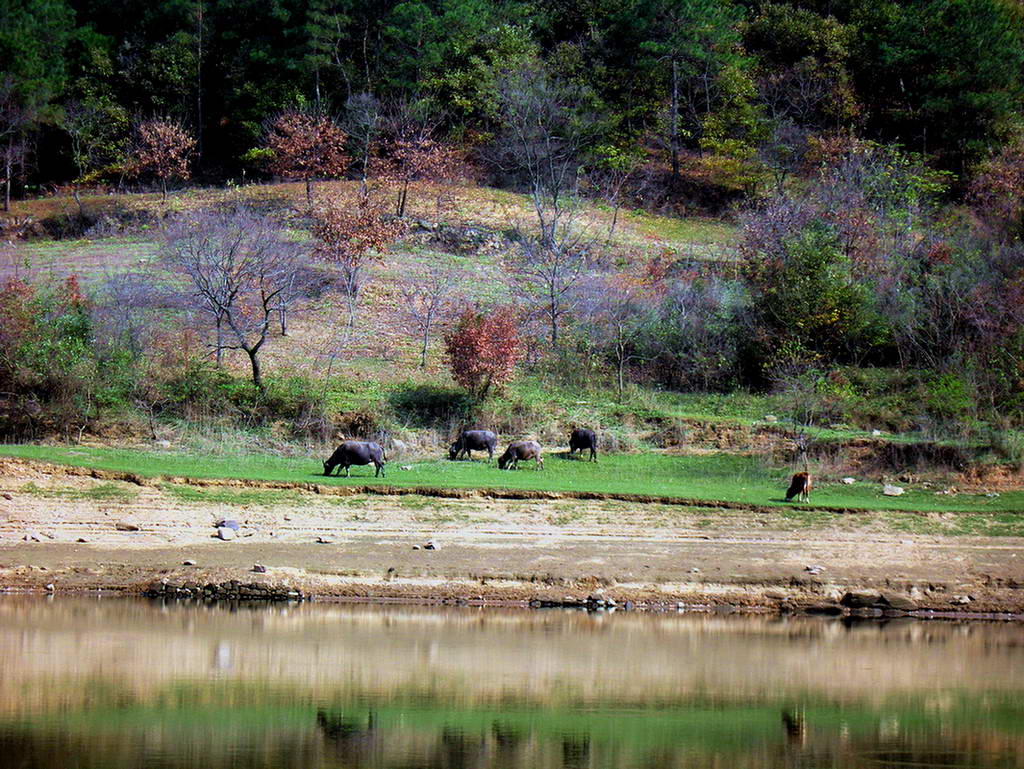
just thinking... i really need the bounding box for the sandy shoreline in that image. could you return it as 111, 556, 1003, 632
2, 457, 1023, 615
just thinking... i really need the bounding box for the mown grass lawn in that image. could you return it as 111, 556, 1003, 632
2, 444, 1022, 514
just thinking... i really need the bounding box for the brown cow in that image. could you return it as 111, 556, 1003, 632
497, 440, 544, 470
785, 471, 811, 502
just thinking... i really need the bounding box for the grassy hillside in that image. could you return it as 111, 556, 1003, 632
3, 181, 1022, 485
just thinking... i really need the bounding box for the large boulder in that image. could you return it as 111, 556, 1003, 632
840, 589, 882, 608
878, 591, 918, 611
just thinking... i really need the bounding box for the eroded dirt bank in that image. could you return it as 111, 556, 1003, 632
1, 458, 1022, 615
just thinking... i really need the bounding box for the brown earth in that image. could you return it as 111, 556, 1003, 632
1, 458, 1022, 615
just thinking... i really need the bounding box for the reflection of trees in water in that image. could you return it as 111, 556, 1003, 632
3, 705, 1023, 769
317, 708, 381, 766
561, 735, 589, 769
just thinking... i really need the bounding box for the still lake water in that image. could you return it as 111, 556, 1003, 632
0, 598, 1022, 769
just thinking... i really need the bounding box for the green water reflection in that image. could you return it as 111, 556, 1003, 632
0, 598, 1022, 768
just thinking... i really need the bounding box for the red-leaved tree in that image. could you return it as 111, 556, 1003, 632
265, 110, 350, 205
134, 118, 196, 200
444, 307, 522, 399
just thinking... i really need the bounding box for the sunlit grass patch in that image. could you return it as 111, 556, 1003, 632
160, 483, 304, 507
18, 481, 138, 503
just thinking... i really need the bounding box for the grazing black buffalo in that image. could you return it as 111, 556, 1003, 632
323, 441, 387, 477
569, 428, 598, 461
497, 440, 544, 470
448, 429, 498, 461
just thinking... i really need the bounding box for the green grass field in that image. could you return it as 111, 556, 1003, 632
3, 444, 1021, 514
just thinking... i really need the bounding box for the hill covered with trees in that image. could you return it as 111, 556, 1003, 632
2, 0, 1024, 476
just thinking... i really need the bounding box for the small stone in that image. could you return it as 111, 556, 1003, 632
216, 519, 240, 531
44, 583, 55, 592
316, 536, 333, 544
872, 429, 883, 437
689, 567, 700, 574
411, 544, 421, 550
76, 537, 88, 543
841, 477, 856, 485
804, 564, 825, 574
400, 465, 412, 471
2, 492, 11, 500
900, 539, 913, 545
217, 527, 236, 541
882, 485, 904, 496
252, 564, 267, 573
115, 522, 140, 531
155, 440, 172, 448
985, 492, 1000, 498
183, 559, 196, 566
23, 530, 42, 542
764, 588, 787, 600
424, 540, 438, 550
952, 594, 974, 605
763, 414, 778, 423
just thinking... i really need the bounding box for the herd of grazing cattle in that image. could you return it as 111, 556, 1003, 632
321, 426, 811, 502
322, 427, 598, 478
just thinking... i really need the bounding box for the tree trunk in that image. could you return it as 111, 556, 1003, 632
420, 326, 429, 368
279, 306, 287, 335
306, 178, 313, 207
398, 181, 409, 217
161, 177, 168, 202
215, 316, 223, 365
72, 185, 85, 218
247, 348, 263, 390
617, 348, 625, 403
670, 58, 680, 186
196, 0, 204, 161
3, 148, 10, 212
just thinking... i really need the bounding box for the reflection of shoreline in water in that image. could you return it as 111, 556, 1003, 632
2, 602, 1024, 716
0, 597, 1021, 767
2, 598, 1024, 715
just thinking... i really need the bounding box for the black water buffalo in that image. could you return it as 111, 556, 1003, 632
323, 441, 387, 477
569, 428, 598, 461
497, 440, 544, 470
448, 429, 498, 461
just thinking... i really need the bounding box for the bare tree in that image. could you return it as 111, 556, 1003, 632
312, 188, 403, 333
397, 254, 460, 367
492, 63, 592, 243
61, 99, 128, 216
134, 118, 196, 201
265, 109, 349, 206
583, 273, 660, 401
343, 92, 381, 190
379, 99, 463, 218
506, 224, 590, 348
492, 63, 598, 348
161, 208, 307, 389
0, 77, 32, 213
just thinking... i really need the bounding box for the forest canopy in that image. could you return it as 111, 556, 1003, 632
3, 0, 1023, 197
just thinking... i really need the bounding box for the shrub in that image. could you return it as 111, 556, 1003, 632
444, 307, 522, 399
